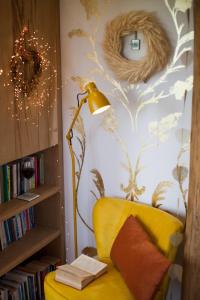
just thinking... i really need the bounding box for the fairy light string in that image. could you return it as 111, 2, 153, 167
1, 25, 57, 125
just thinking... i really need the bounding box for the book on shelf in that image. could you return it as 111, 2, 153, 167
17, 193, 39, 202
0, 207, 35, 250
0, 255, 60, 300
0, 153, 44, 204
55, 254, 107, 290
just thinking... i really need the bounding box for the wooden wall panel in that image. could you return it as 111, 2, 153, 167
182, 1, 200, 299
0, 0, 59, 165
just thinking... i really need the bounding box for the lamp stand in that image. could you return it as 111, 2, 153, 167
66, 97, 87, 258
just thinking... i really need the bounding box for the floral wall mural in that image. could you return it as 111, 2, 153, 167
60, 0, 193, 298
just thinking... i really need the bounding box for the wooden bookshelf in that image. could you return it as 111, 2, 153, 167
0, 0, 65, 278
0, 226, 61, 277
0, 185, 59, 222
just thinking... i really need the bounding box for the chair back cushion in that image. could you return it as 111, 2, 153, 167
93, 197, 183, 260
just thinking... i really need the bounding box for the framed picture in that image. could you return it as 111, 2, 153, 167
130, 39, 140, 50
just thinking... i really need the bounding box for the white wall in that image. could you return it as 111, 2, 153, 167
60, 0, 193, 298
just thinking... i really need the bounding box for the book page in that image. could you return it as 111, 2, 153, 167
71, 254, 107, 277
55, 269, 82, 290
57, 264, 92, 279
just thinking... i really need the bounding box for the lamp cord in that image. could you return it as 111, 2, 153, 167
77, 91, 87, 107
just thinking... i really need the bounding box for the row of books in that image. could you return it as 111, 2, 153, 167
0, 207, 35, 250
0, 256, 61, 300
0, 154, 44, 204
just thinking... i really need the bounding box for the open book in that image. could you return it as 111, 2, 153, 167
55, 254, 107, 290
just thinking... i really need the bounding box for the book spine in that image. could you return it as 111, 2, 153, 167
4, 221, 11, 244
20, 161, 24, 194
16, 214, 23, 238
0, 166, 4, 204
39, 154, 44, 185
7, 165, 11, 201
12, 164, 18, 198
0, 222, 7, 250
8, 218, 15, 242
34, 156, 38, 188
2, 165, 9, 202
25, 210, 30, 232
17, 162, 21, 195
14, 216, 20, 240
29, 207, 35, 228
37, 156, 40, 187
20, 211, 25, 235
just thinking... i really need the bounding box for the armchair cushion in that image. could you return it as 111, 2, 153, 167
111, 215, 171, 300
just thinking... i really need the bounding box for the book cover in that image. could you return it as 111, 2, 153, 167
55, 254, 107, 290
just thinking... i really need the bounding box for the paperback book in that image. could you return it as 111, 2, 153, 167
55, 254, 107, 290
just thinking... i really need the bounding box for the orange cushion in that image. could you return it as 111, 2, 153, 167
110, 215, 171, 300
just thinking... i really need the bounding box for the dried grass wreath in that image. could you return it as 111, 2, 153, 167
103, 11, 171, 84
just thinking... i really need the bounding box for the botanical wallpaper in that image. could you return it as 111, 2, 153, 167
60, 0, 193, 298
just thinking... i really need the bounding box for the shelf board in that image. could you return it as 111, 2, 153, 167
0, 226, 60, 277
0, 185, 59, 222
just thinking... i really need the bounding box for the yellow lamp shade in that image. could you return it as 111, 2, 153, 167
85, 82, 111, 115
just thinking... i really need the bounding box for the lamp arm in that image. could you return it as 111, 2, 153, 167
66, 96, 87, 142
66, 95, 87, 258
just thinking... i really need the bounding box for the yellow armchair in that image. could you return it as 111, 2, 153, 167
44, 198, 183, 300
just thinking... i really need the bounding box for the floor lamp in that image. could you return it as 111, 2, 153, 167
66, 82, 111, 258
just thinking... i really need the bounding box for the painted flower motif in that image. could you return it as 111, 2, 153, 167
71, 76, 90, 91
68, 29, 88, 38
174, 0, 192, 12
80, 0, 99, 20
170, 76, 193, 100
101, 108, 118, 133
148, 113, 182, 142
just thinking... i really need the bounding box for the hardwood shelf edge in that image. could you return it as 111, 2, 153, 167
0, 226, 61, 277
0, 185, 60, 222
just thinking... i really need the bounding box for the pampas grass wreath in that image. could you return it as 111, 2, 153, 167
103, 11, 171, 84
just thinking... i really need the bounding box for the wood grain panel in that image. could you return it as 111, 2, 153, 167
0, 226, 60, 277
0, 184, 59, 222
0, 0, 59, 165
182, 1, 200, 299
